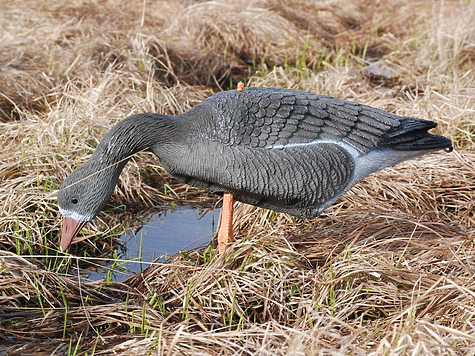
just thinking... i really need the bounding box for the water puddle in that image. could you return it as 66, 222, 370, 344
86, 206, 219, 281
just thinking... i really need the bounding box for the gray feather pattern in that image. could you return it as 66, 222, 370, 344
204, 87, 404, 153
58, 86, 452, 223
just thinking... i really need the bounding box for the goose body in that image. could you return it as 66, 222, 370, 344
58, 87, 452, 251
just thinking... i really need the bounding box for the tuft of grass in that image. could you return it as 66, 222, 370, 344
1, 0, 475, 354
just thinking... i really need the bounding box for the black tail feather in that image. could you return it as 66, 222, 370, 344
380, 118, 453, 152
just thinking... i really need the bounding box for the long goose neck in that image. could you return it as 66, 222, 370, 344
92, 113, 178, 169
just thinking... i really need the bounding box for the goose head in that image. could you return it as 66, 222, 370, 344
58, 160, 121, 251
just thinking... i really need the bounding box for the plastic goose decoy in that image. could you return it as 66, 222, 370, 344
58, 84, 452, 253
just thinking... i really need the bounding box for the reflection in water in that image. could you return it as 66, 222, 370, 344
88, 207, 218, 281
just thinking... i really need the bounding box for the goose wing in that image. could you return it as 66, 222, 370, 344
170, 87, 442, 218
207, 86, 401, 152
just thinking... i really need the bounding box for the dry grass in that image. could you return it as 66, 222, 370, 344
1, 0, 475, 354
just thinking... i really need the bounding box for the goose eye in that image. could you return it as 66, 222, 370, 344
71, 198, 78, 204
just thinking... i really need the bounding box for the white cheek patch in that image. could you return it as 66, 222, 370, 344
59, 207, 94, 222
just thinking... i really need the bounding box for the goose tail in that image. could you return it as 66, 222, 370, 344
379, 118, 453, 153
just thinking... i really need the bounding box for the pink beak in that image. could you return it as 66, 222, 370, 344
61, 217, 88, 252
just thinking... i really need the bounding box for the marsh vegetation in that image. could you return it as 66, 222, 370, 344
1, 0, 475, 354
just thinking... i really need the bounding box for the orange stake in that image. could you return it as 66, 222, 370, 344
218, 192, 234, 254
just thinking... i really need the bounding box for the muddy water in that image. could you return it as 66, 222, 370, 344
88, 207, 218, 281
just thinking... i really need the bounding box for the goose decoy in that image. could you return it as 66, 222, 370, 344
58, 86, 453, 253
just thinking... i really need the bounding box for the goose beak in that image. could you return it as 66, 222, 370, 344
61, 217, 87, 252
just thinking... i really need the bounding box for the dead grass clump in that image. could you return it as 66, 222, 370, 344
2, 0, 475, 354
0, 250, 140, 354
343, 151, 475, 228
146, 40, 232, 87
2, 0, 472, 121
161, 0, 304, 65
425, 0, 475, 72
0, 61, 53, 122
157, 0, 445, 74
3, 207, 471, 354
109, 209, 474, 354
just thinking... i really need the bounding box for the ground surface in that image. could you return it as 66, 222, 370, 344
1, 0, 475, 354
